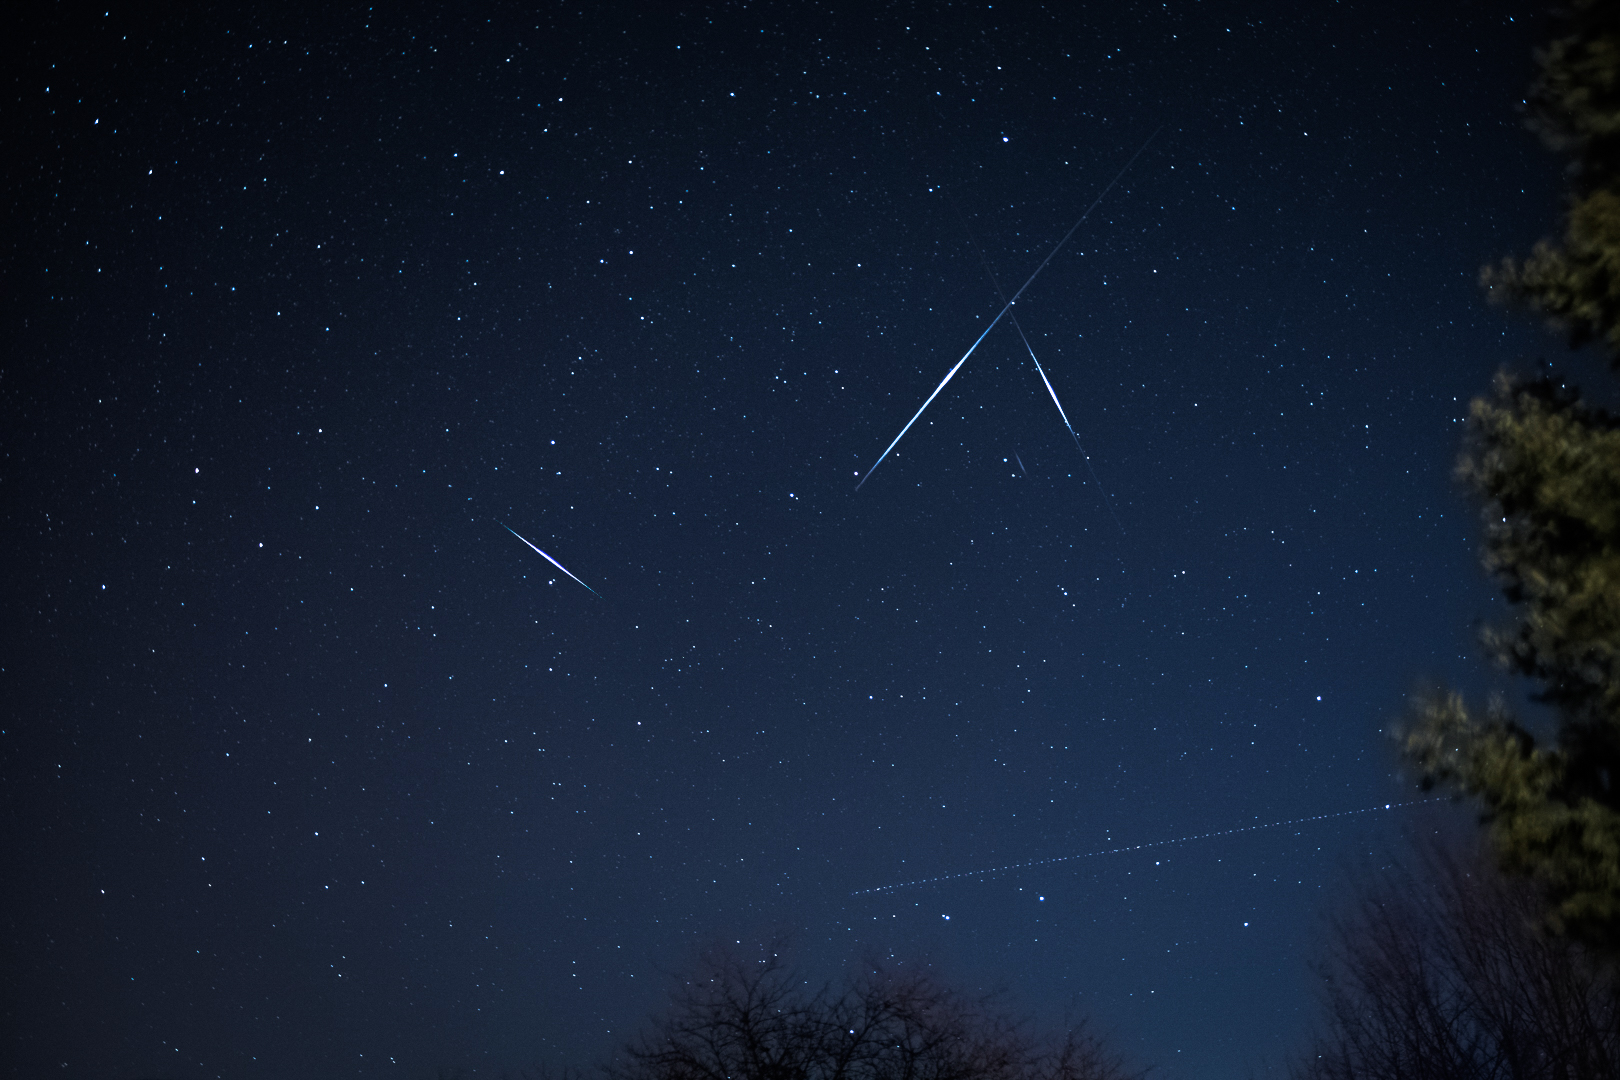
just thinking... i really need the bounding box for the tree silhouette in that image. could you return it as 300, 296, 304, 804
1294, 840, 1620, 1079
1402, 0, 1620, 954
607, 948, 1139, 1080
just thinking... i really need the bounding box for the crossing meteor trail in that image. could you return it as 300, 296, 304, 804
1010, 314, 1124, 533
500, 523, 597, 596
854, 127, 1161, 491
851, 797, 1436, 895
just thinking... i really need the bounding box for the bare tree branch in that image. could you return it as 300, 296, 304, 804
609, 949, 1140, 1080
1294, 839, 1620, 1079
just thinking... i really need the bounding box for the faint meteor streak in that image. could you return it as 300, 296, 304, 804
851, 797, 1438, 895
1014, 452, 1026, 475
500, 523, 597, 595
854, 127, 1160, 490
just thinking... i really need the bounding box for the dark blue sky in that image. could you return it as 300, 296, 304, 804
4, 2, 1564, 1077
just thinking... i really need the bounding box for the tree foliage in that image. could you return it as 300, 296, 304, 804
1482, 0, 1620, 356
1402, 0, 1620, 954
1293, 840, 1620, 1079
607, 950, 1138, 1080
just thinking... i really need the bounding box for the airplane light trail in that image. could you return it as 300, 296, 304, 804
851, 797, 1437, 895
500, 523, 597, 595
854, 127, 1160, 491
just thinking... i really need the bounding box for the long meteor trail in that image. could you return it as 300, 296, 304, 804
500, 523, 597, 596
854, 309, 1008, 491
854, 127, 1161, 490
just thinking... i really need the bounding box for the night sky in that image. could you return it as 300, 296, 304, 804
4, 3, 1567, 1077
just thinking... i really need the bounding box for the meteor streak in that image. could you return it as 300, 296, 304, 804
500, 523, 597, 595
854, 127, 1160, 490
854, 310, 1008, 491
1009, 314, 1124, 534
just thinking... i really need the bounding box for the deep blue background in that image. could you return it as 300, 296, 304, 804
4, 2, 1564, 1076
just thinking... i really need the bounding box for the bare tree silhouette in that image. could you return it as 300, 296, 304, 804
1295, 840, 1620, 1079
609, 948, 1139, 1080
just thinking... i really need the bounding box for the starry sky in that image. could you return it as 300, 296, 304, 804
4, 3, 1567, 1077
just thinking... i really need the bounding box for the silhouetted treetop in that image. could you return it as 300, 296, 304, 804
608, 950, 1139, 1080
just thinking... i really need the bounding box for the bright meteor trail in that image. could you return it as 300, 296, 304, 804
1009, 313, 1124, 534
500, 523, 597, 595
854, 127, 1160, 491
853, 309, 1007, 491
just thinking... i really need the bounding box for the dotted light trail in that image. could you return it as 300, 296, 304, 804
852, 797, 1438, 895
